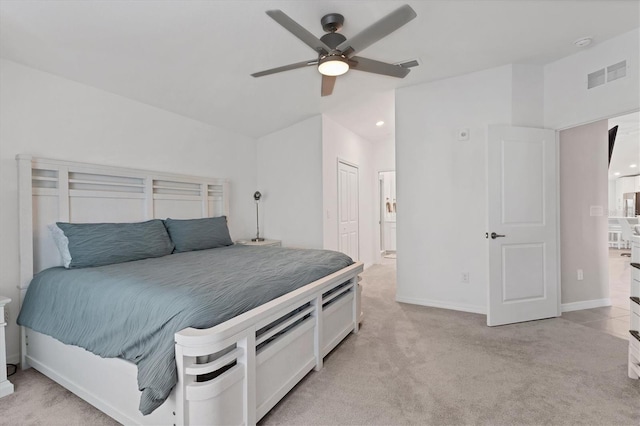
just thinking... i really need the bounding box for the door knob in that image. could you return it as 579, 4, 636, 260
491, 232, 506, 239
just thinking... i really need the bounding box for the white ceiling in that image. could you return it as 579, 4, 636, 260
1, 1, 639, 142
609, 111, 640, 181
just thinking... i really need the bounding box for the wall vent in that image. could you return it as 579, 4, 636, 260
607, 60, 626, 82
587, 68, 605, 89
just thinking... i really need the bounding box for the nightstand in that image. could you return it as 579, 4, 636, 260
235, 239, 282, 247
0, 296, 14, 398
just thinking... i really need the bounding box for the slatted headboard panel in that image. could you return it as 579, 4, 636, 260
17, 155, 229, 303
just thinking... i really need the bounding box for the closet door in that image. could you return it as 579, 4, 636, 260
338, 161, 359, 261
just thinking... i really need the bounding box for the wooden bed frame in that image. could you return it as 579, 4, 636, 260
17, 155, 363, 425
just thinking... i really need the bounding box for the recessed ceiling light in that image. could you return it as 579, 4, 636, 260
614, 172, 621, 176
376, 121, 385, 127
631, 164, 637, 168
574, 37, 592, 48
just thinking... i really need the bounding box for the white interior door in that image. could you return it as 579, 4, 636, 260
338, 161, 359, 260
487, 125, 559, 326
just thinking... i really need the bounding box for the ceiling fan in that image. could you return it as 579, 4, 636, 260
251, 4, 418, 96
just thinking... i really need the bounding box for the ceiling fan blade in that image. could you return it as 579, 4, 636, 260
397, 59, 420, 68
266, 10, 332, 54
251, 59, 318, 77
321, 75, 336, 97
337, 4, 417, 56
349, 56, 411, 78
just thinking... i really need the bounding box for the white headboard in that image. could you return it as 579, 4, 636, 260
17, 155, 229, 303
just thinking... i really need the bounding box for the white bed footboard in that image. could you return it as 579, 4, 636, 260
173, 263, 362, 425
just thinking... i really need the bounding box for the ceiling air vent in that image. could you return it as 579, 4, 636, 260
607, 60, 626, 82
587, 68, 605, 89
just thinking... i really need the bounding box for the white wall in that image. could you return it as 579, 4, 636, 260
545, 28, 640, 130
322, 116, 376, 267
512, 64, 544, 128
372, 135, 396, 172
559, 120, 610, 308
0, 59, 257, 363
256, 116, 323, 248
395, 65, 514, 314
395, 25, 640, 314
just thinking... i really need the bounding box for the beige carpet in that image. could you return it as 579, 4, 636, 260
1, 264, 639, 425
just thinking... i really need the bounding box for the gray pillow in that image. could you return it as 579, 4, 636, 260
164, 216, 233, 253
55, 220, 174, 268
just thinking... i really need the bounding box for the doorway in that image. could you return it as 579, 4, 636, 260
558, 112, 639, 340
378, 171, 396, 262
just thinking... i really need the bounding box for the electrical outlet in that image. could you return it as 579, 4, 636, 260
461, 272, 469, 284
577, 269, 584, 281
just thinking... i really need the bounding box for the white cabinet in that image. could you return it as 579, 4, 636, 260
615, 176, 639, 216
630, 236, 640, 380
0, 296, 14, 398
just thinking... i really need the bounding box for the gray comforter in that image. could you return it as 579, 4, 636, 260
17, 245, 353, 415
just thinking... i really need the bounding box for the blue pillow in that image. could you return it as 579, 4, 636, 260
164, 216, 233, 253
54, 220, 174, 268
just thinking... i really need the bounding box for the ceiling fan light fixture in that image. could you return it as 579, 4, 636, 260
318, 55, 349, 76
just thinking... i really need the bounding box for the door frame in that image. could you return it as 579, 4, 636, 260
554, 130, 562, 316
553, 108, 639, 313
378, 172, 385, 256
337, 158, 360, 260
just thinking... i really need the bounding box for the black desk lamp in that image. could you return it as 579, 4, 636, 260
252, 191, 264, 241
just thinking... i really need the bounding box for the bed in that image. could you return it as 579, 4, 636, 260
16, 155, 363, 425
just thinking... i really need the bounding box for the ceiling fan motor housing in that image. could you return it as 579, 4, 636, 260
321, 13, 344, 32
320, 32, 347, 50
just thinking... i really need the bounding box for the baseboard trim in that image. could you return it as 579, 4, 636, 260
6, 352, 20, 365
395, 297, 610, 316
561, 298, 611, 313
395, 295, 486, 315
